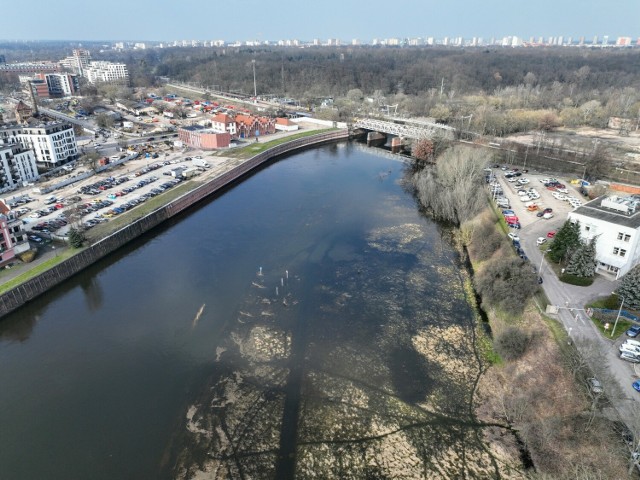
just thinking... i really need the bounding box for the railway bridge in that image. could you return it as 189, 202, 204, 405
353, 117, 456, 141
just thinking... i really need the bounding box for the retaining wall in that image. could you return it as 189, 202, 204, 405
0, 130, 348, 318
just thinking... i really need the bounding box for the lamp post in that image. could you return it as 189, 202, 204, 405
538, 249, 547, 275
611, 293, 625, 338
252, 60, 257, 98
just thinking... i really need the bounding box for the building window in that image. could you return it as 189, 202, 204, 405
585, 226, 591, 232
613, 247, 627, 257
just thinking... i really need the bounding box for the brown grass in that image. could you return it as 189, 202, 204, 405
470, 210, 629, 478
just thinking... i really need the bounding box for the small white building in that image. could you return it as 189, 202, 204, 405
275, 118, 299, 132
568, 195, 640, 279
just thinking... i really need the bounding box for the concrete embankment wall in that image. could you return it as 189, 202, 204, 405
0, 130, 348, 318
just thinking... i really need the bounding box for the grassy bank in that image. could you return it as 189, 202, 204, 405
464, 206, 629, 477
0, 248, 79, 295
211, 129, 334, 160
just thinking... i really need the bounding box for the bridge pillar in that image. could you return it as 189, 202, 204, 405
367, 131, 386, 147
391, 136, 404, 153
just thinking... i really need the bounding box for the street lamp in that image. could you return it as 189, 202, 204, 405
538, 249, 547, 275
610, 292, 625, 338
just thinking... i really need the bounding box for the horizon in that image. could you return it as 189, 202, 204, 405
2, 0, 637, 44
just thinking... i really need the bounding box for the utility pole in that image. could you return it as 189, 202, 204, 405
439, 77, 444, 98
252, 60, 257, 98
611, 294, 625, 338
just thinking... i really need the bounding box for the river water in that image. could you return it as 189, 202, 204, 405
0, 142, 492, 479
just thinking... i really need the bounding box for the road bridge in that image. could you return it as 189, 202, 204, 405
353, 117, 456, 140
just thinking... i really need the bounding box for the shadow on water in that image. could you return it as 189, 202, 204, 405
388, 346, 438, 404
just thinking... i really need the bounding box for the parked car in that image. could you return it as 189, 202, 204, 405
624, 339, 640, 349
626, 325, 640, 338
633, 380, 640, 393
547, 231, 556, 238
620, 352, 640, 363
620, 344, 640, 356
508, 233, 519, 241
536, 237, 547, 246
543, 212, 554, 219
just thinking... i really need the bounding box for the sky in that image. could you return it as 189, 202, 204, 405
3, 0, 638, 43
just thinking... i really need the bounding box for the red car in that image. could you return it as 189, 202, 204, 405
504, 215, 519, 223
547, 231, 556, 238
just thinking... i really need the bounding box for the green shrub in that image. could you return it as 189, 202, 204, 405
560, 274, 594, 286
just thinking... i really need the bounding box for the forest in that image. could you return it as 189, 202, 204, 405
3, 43, 640, 136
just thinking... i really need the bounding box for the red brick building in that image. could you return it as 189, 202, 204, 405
178, 125, 230, 150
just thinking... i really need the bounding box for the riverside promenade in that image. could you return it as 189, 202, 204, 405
0, 129, 349, 318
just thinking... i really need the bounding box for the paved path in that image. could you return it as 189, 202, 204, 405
518, 188, 640, 433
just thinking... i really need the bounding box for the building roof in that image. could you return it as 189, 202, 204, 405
211, 113, 234, 124
15, 101, 32, 113
180, 125, 205, 132
571, 195, 640, 229
276, 117, 295, 126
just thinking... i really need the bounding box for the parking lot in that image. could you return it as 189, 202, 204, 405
487, 166, 588, 254
11, 147, 220, 248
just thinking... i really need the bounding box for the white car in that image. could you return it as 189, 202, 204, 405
508, 233, 520, 241
540, 178, 551, 184
543, 212, 554, 219
518, 178, 530, 184
552, 192, 564, 200
536, 237, 547, 245
557, 188, 568, 194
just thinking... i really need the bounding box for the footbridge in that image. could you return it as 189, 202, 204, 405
353, 117, 456, 140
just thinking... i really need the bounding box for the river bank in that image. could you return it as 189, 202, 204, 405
0, 129, 348, 319
460, 208, 630, 478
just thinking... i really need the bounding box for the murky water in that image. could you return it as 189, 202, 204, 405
0, 142, 490, 479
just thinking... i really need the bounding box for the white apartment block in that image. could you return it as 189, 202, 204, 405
17, 122, 78, 167
568, 195, 640, 279
84, 61, 129, 84
0, 145, 38, 191
59, 49, 91, 75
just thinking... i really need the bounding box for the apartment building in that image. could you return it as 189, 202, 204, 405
0, 201, 30, 265
17, 122, 78, 167
84, 61, 129, 84
59, 49, 91, 75
568, 195, 640, 279
0, 144, 39, 191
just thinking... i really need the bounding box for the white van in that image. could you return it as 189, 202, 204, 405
620, 344, 640, 356
623, 339, 640, 349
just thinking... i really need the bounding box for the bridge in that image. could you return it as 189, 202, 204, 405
353, 117, 456, 140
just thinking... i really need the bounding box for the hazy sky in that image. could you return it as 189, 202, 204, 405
3, 0, 638, 42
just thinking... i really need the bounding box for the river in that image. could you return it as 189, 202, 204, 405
0, 142, 493, 479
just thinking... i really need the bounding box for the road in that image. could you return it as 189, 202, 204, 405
495, 168, 640, 434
